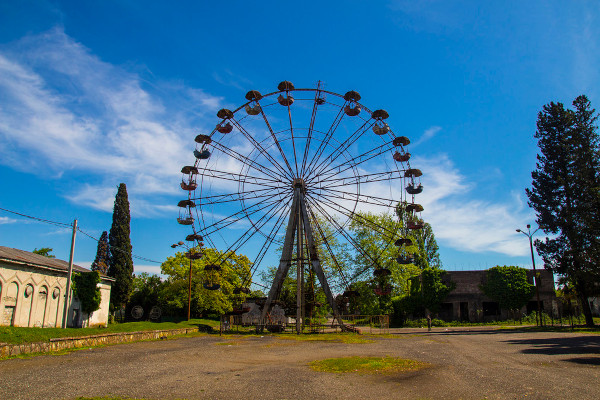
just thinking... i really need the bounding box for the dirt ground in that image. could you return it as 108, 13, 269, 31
0, 326, 599, 400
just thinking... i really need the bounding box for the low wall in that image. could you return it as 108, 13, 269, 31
0, 327, 201, 358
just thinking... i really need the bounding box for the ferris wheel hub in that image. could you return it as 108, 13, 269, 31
292, 178, 306, 191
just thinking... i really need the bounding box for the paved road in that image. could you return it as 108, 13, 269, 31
0, 327, 599, 399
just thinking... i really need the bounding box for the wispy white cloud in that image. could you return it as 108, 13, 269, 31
212, 69, 253, 91
416, 154, 533, 256
0, 28, 223, 216
413, 126, 441, 147
0, 216, 17, 224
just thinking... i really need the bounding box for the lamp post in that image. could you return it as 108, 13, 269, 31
171, 240, 201, 321
516, 224, 543, 326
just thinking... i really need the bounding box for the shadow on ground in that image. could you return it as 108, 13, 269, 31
502, 335, 600, 365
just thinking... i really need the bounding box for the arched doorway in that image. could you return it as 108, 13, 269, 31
33, 286, 49, 327
2, 282, 19, 326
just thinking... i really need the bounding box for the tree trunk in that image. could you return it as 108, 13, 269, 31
578, 292, 595, 327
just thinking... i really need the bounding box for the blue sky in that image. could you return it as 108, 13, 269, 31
0, 1, 598, 281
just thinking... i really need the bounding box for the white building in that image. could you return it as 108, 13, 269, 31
0, 246, 114, 328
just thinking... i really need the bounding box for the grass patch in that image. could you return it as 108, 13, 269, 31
309, 356, 429, 374
500, 325, 600, 334
0, 318, 218, 345
279, 333, 374, 344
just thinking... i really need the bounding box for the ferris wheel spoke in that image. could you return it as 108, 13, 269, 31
286, 100, 300, 177
230, 118, 295, 181
212, 198, 290, 268
192, 187, 283, 206
299, 86, 323, 177
201, 196, 285, 236
308, 118, 375, 180
314, 170, 404, 188
210, 140, 283, 182
311, 140, 395, 183
244, 202, 290, 287
312, 187, 398, 209
305, 196, 383, 270
303, 105, 347, 178
257, 105, 296, 178
315, 194, 397, 237
196, 167, 287, 188
305, 201, 350, 289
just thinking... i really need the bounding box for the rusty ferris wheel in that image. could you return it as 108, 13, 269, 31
177, 81, 424, 331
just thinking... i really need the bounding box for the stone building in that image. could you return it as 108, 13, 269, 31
438, 269, 556, 322
0, 246, 114, 328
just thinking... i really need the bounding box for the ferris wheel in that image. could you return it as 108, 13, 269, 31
177, 81, 424, 329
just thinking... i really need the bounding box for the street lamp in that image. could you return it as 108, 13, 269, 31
171, 239, 203, 321
516, 224, 543, 326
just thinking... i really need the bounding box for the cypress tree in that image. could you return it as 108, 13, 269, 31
91, 231, 109, 274
526, 95, 600, 327
108, 183, 134, 311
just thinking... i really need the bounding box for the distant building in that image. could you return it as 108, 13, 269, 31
438, 269, 557, 322
0, 246, 114, 328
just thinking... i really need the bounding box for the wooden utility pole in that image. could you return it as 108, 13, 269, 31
62, 219, 77, 328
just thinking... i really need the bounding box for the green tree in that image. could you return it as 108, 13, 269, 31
349, 209, 442, 296
72, 271, 102, 316
350, 211, 413, 295
396, 202, 442, 270
394, 268, 455, 319
161, 248, 251, 316
91, 231, 109, 274
33, 247, 55, 258
526, 95, 600, 327
480, 266, 534, 319
108, 183, 134, 311
128, 273, 165, 319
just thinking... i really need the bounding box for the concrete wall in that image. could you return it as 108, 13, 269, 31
0, 327, 200, 358
440, 269, 557, 322
0, 262, 112, 328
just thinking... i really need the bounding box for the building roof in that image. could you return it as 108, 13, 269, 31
0, 246, 114, 281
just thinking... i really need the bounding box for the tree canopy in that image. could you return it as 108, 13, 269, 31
526, 95, 600, 326
72, 271, 102, 316
394, 267, 455, 319
33, 247, 55, 258
161, 247, 251, 316
480, 266, 534, 317
108, 183, 134, 310
91, 231, 109, 274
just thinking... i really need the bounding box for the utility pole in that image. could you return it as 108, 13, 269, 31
62, 219, 77, 328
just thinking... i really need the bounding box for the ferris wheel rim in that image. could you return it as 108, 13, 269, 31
180, 82, 423, 292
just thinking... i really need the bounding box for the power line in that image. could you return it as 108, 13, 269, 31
76, 228, 161, 264
0, 206, 162, 264
0, 206, 73, 228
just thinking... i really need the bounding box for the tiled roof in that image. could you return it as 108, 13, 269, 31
0, 246, 113, 280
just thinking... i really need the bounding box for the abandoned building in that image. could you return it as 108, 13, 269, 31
0, 246, 114, 328
438, 269, 557, 322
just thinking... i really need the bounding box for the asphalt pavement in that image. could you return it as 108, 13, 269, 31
0, 327, 598, 400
